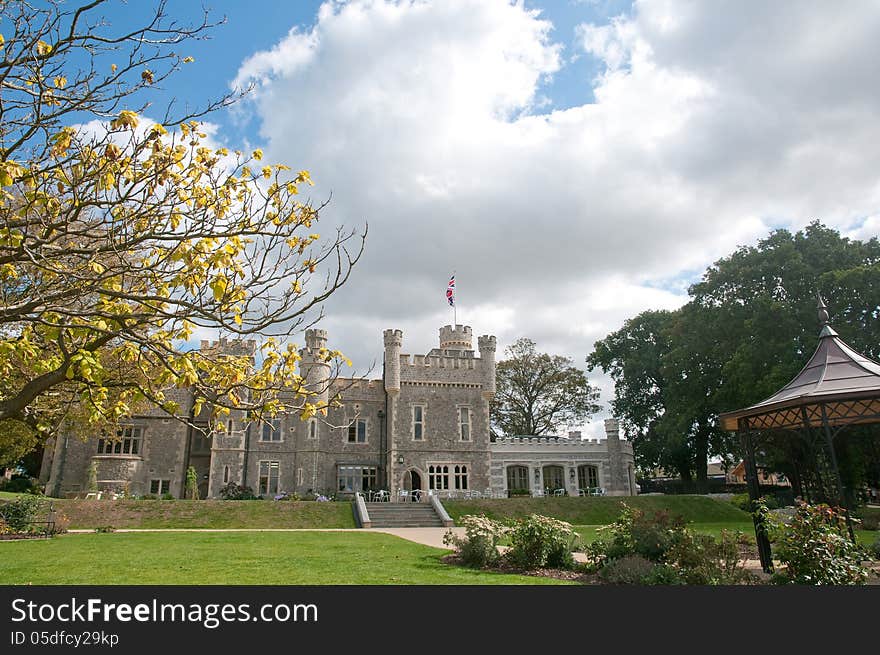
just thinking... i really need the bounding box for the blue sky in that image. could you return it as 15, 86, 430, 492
69, 1, 880, 435
101, 0, 633, 146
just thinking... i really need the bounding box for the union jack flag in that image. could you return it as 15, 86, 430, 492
446, 275, 455, 306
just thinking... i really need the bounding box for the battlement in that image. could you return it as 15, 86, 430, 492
439, 324, 473, 351
477, 334, 497, 351
199, 337, 257, 356
400, 353, 482, 370
305, 329, 328, 350
383, 329, 403, 346
491, 435, 633, 455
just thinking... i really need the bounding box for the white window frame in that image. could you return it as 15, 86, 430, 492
258, 460, 280, 496
97, 426, 143, 455
428, 464, 451, 490
346, 418, 368, 444
337, 465, 378, 493
458, 406, 472, 441
149, 479, 170, 495
260, 418, 283, 442
453, 464, 469, 490
412, 404, 425, 441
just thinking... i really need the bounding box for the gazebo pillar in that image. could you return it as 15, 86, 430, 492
741, 424, 773, 573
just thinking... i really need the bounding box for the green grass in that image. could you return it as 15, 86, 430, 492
444, 495, 751, 525
50, 499, 357, 529
0, 531, 572, 585
0, 491, 27, 500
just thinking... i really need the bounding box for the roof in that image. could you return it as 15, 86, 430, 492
719, 324, 880, 431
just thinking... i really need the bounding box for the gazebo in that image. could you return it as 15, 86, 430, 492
719, 295, 880, 572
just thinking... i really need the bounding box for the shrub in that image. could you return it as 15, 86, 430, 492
759, 500, 869, 585
599, 504, 688, 563
161, 493, 175, 500
0, 494, 48, 532
665, 529, 753, 585
599, 555, 656, 584
219, 482, 257, 500
589, 504, 753, 585
0, 475, 38, 494
94, 525, 116, 533
443, 515, 505, 568
141, 494, 158, 500
50, 511, 70, 535
506, 514, 578, 570
859, 513, 879, 531
185, 466, 200, 500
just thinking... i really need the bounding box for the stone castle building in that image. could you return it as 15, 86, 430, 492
41, 325, 635, 499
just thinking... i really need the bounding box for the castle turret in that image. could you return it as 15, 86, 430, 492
478, 334, 496, 397
299, 328, 330, 406
439, 324, 472, 351
383, 329, 403, 392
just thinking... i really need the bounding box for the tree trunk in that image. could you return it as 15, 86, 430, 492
694, 431, 709, 494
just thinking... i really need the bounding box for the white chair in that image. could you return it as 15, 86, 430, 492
553, 488, 566, 497
398, 489, 410, 502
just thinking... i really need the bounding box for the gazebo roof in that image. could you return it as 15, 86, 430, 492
719, 298, 880, 431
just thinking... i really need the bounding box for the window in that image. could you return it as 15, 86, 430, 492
259, 461, 280, 496
297, 467, 304, 486
428, 465, 450, 490
578, 465, 599, 490
261, 419, 282, 442
97, 426, 142, 455
412, 405, 424, 441
150, 479, 170, 495
223, 466, 230, 484
458, 407, 471, 441
308, 419, 317, 440
542, 465, 565, 491
454, 465, 468, 490
337, 466, 377, 493
507, 465, 529, 492
347, 418, 367, 443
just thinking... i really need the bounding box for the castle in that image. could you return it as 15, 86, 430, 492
40, 325, 635, 499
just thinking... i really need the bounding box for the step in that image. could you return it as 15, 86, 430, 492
362, 502, 446, 528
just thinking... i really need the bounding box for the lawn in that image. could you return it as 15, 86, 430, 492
0, 531, 572, 585
50, 499, 357, 529
444, 495, 751, 525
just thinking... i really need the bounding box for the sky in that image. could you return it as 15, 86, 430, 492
89, 0, 880, 437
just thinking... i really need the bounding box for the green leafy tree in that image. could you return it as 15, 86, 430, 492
590, 222, 880, 492
492, 338, 600, 437
0, 1, 364, 441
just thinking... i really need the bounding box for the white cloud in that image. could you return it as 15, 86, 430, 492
229, 0, 880, 430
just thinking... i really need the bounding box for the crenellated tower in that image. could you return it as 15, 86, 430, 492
299, 328, 330, 407
439, 324, 472, 351
478, 334, 497, 398
383, 329, 403, 392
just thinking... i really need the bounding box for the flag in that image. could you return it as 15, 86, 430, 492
446, 274, 455, 306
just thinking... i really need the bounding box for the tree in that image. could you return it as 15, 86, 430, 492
587, 310, 693, 480
0, 1, 364, 439
589, 222, 880, 492
491, 338, 600, 437
185, 465, 199, 500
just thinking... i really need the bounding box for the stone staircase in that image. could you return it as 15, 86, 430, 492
364, 502, 446, 528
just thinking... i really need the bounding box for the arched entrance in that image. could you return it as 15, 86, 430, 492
403, 469, 422, 491
400, 468, 423, 502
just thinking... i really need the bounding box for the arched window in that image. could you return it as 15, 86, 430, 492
578, 465, 599, 490
542, 465, 565, 492
454, 465, 468, 490
507, 466, 529, 492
